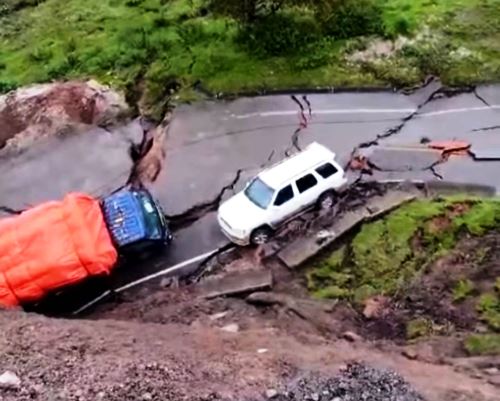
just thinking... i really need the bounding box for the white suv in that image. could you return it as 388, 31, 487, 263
217, 142, 348, 245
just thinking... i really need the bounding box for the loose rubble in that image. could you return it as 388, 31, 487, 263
275, 363, 425, 401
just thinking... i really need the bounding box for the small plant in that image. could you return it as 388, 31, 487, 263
453, 279, 475, 302
406, 317, 433, 340
464, 333, 500, 355
476, 293, 500, 330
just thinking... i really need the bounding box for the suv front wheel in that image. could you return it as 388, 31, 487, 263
250, 226, 272, 245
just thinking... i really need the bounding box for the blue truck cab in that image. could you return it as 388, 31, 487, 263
101, 189, 172, 254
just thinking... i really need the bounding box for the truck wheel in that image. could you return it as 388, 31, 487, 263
317, 191, 336, 210
250, 227, 272, 245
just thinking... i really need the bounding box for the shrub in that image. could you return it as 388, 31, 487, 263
465, 334, 500, 355
453, 279, 475, 302
322, 0, 384, 39
237, 12, 321, 57
0, 80, 18, 93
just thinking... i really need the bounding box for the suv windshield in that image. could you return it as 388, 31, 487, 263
244, 178, 274, 209
136, 192, 164, 240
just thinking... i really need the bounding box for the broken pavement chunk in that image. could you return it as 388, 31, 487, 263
469, 146, 500, 161
198, 269, 273, 299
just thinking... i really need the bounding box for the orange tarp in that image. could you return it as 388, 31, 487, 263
0, 193, 118, 307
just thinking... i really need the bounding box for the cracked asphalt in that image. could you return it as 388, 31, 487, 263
1, 82, 500, 307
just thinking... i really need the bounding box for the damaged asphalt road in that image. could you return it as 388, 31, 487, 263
1, 82, 500, 309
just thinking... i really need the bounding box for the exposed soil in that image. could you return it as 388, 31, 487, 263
359, 232, 500, 344
0, 80, 128, 152
2, 288, 498, 401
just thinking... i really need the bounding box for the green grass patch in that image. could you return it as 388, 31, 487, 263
464, 333, 500, 356
1, 0, 499, 108
452, 279, 475, 303
307, 198, 500, 302
406, 317, 433, 340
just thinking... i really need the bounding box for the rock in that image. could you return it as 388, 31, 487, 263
159, 277, 172, 288
310, 393, 320, 401
142, 392, 153, 400
484, 367, 499, 375
220, 323, 239, 333
209, 311, 229, 321
265, 389, 278, 399
0, 371, 21, 389
363, 296, 389, 319
402, 348, 418, 360
342, 331, 362, 342
257, 348, 269, 354
487, 375, 500, 386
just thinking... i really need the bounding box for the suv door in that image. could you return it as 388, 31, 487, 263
295, 172, 320, 207
268, 184, 297, 227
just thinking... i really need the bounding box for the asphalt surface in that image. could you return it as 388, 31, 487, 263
1, 82, 500, 310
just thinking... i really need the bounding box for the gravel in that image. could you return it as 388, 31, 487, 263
274, 363, 425, 401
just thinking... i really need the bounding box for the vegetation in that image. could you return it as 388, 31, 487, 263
307, 198, 500, 302
465, 333, 500, 356
307, 197, 500, 350
1, 0, 499, 114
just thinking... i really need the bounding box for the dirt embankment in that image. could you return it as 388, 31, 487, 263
0, 80, 129, 153
1, 305, 498, 401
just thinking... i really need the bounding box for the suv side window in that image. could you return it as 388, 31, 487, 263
274, 185, 294, 206
316, 162, 338, 179
296, 174, 318, 193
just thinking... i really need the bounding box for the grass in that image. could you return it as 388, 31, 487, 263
1, 0, 500, 113
464, 333, 500, 356
307, 198, 500, 302
452, 279, 475, 303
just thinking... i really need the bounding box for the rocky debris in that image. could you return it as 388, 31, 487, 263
402, 349, 418, 361
0, 80, 129, 153
275, 363, 425, 401
220, 323, 239, 333
265, 388, 279, 399
341, 331, 362, 343
199, 269, 273, 300
0, 371, 21, 389
363, 296, 389, 319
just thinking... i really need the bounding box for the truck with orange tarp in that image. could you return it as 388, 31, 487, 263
0, 189, 171, 308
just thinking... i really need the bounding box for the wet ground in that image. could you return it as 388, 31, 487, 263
1, 81, 500, 310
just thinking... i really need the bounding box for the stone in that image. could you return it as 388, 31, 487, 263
257, 348, 269, 354
402, 349, 418, 360
142, 393, 153, 400
0, 371, 21, 389
362, 296, 389, 319
310, 393, 320, 401
209, 311, 228, 321
265, 389, 278, 399
159, 277, 172, 288
342, 331, 362, 342
220, 323, 239, 333
484, 367, 499, 375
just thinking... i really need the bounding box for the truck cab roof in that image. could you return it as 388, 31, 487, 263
101, 189, 169, 249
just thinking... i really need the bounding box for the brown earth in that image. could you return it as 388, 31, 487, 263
1, 294, 498, 401
0, 80, 129, 153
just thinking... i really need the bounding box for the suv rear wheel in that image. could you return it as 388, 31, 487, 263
250, 226, 272, 245
317, 191, 336, 210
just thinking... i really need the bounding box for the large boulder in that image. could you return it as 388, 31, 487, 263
0, 80, 130, 153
